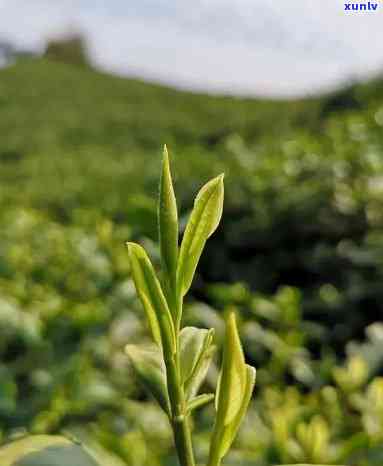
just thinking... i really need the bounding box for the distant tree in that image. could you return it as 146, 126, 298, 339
44, 34, 90, 67
321, 84, 361, 115
0, 40, 15, 66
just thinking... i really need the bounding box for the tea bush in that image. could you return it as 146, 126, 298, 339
0, 58, 382, 465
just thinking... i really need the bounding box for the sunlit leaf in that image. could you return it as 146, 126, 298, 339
185, 343, 216, 400
125, 344, 171, 416
217, 365, 256, 458
126, 242, 175, 350
177, 174, 224, 297
180, 326, 214, 390
0, 435, 100, 466
216, 312, 247, 425
208, 312, 255, 466
158, 145, 178, 307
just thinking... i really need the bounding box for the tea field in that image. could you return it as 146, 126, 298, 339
0, 58, 383, 465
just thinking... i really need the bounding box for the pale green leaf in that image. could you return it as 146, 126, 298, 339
177, 174, 224, 297
180, 327, 214, 385
125, 344, 171, 416
126, 242, 175, 350
208, 313, 255, 466
179, 327, 215, 400
218, 365, 256, 458
185, 343, 216, 400
158, 145, 178, 301
0, 435, 100, 466
187, 393, 215, 413
215, 312, 247, 425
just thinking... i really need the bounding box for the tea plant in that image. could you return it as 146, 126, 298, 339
125, 145, 254, 466
125, 146, 338, 466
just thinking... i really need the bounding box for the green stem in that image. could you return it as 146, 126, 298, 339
164, 309, 195, 466
172, 412, 195, 466
206, 425, 222, 466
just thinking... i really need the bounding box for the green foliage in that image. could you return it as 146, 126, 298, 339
0, 58, 383, 465
0, 59, 381, 353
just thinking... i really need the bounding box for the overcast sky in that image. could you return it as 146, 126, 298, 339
0, 0, 383, 96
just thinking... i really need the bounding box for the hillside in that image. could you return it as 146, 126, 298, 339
0, 54, 381, 339
0, 58, 380, 218
0, 58, 325, 154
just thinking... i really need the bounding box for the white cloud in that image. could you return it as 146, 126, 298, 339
0, 0, 382, 96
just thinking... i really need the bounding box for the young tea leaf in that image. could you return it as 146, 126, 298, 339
126, 242, 175, 351
216, 364, 256, 458
126, 344, 171, 416
215, 312, 247, 425
185, 343, 216, 400
177, 174, 224, 297
208, 313, 256, 466
158, 145, 178, 303
180, 327, 214, 387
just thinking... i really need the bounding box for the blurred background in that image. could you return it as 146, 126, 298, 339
0, 1, 383, 465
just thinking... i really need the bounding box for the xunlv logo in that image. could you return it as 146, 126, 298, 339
344, 2, 378, 10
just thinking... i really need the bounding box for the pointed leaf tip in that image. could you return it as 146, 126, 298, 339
218, 364, 256, 458
159, 144, 178, 302
208, 312, 256, 464
219, 311, 247, 425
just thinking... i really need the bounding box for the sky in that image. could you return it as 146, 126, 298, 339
0, 0, 383, 97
